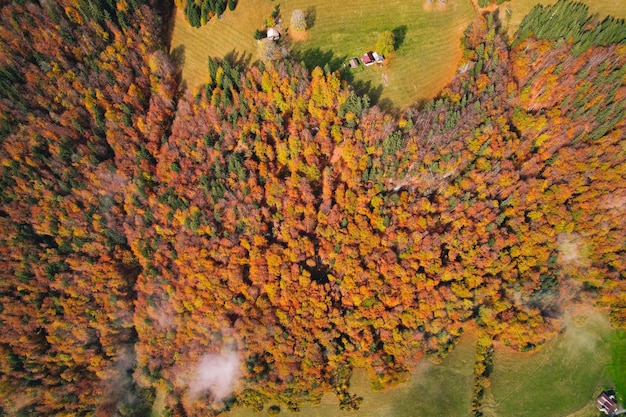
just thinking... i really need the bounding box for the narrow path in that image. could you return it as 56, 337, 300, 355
490, 345, 553, 408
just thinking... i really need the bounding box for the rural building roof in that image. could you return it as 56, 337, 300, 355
361, 52, 375, 65
596, 391, 618, 415
267, 28, 280, 40
349, 58, 359, 68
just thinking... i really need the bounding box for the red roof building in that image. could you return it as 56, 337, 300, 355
597, 391, 618, 415
361, 51, 385, 67
361, 52, 375, 66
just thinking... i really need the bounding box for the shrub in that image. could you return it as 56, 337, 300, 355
375, 31, 395, 55
290, 9, 306, 31
259, 38, 286, 61
267, 405, 281, 416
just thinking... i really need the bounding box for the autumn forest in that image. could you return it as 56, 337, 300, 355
0, 0, 625, 415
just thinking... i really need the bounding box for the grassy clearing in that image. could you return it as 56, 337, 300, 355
168, 0, 626, 105
169, 0, 477, 109
610, 330, 626, 404
282, 0, 477, 110
168, 3, 274, 91
499, 0, 626, 36
483, 309, 616, 417
224, 330, 476, 417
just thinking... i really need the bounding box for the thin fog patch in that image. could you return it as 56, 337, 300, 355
98, 345, 144, 414
151, 306, 176, 329
601, 194, 626, 211
563, 306, 610, 355
558, 233, 581, 263
188, 350, 240, 403
557, 233, 591, 267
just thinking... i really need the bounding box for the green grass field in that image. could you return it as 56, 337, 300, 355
224, 330, 476, 417
610, 330, 626, 404
281, 0, 477, 110
169, 0, 477, 109
483, 310, 617, 417
219, 312, 625, 417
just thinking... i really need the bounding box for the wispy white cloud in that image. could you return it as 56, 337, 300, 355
562, 306, 610, 354
557, 233, 592, 268
558, 234, 582, 264
188, 351, 241, 403
98, 345, 144, 415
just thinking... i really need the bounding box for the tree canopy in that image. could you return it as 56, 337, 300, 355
0, 1, 624, 416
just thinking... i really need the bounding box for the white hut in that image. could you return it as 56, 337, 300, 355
267, 28, 280, 40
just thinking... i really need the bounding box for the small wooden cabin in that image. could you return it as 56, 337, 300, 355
267, 28, 280, 40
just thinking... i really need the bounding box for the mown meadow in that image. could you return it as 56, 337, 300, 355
484, 309, 618, 417
169, 0, 626, 110
222, 309, 624, 417
169, 0, 477, 109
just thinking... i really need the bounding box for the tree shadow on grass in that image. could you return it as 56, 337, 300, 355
392, 25, 408, 50
292, 47, 347, 73
305, 6, 316, 30
169, 44, 186, 90
170, 44, 186, 68
349, 78, 383, 105
224, 49, 254, 70
341, 68, 397, 113
378, 98, 397, 115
